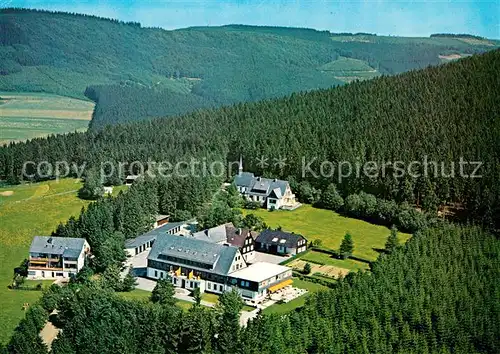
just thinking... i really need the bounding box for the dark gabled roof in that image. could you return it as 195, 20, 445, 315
234, 172, 255, 188
268, 187, 282, 199
235, 172, 289, 198
148, 234, 238, 276
250, 179, 271, 194
125, 221, 187, 248
225, 224, 255, 248
29, 236, 86, 258
256, 229, 307, 248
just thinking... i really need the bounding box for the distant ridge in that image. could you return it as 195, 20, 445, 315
0, 8, 498, 128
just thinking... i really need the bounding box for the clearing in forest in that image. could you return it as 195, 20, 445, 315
0, 92, 94, 145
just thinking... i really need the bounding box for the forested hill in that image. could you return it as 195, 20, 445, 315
1, 9, 499, 128
1, 50, 499, 228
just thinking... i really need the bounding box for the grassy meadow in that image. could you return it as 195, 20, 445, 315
0, 179, 91, 345
243, 204, 411, 261
0, 92, 94, 145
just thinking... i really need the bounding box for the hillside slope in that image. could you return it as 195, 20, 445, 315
1, 9, 498, 128
1, 50, 499, 228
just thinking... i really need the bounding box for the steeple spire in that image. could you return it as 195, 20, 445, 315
238, 155, 243, 175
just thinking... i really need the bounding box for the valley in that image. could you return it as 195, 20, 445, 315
0, 6, 499, 354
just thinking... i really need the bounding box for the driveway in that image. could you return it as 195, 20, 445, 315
252, 251, 289, 265
122, 249, 150, 278
135, 277, 157, 291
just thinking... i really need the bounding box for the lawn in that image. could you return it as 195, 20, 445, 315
0, 179, 91, 345
201, 292, 255, 312
300, 250, 369, 271
0, 91, 94, 145
263, 278, 329, 315
243, 204, 411, 261
117, 289, 194, 311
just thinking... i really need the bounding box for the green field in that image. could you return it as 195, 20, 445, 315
0, 92, 94, 145
0, 179, 91, 345
263, 278, 329, 315
319, 56, 379, 83
243, 204, 411, 261
300, 250, 369, 271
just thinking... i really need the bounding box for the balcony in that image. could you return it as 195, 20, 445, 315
28, 265, 64, 271
30, 256, 60, 262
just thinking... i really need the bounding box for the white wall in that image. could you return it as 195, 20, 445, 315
27, 269, 76, 280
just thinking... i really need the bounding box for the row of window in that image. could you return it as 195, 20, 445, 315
232, 262, 244, 272
207, 282, 224, 292
157, 255, 213, 270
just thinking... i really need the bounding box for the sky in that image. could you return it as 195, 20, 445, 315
3, 0, 499, 39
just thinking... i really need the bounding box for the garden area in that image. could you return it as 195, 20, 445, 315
243, 204, 411, 261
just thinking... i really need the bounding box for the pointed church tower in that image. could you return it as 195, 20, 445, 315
238, 155, 243, 175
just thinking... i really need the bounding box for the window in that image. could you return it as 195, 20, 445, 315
245, 281, 249, 287
28, 271, 36, 276
219, 285, 223, 292
155, 270, 158, 277
241, 280, 245, 286
208, 283, 211, 290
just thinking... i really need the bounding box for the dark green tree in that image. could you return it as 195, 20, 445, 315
340, 232, 354, 259
151, 279, 176, 307
78, 168, 104, 200
385, 225, 400, 253
303, 263, 312, 274
321, 183, 344, 210
216, 289, 243, 353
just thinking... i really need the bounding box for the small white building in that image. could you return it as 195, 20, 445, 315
28, 236, 90, 280
125, 175, 140, 186
228, 262, 293, 304
234, 158, 299, 210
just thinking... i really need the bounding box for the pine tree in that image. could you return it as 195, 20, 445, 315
151, 279, 176, 307
340, 232, 354, 259
321, 183, 344, 210
216, 289, 243, 353
78, 168, 104, 200
121, 269, 137, 292
385, 225, 400, 253
303, 263, 312, 274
